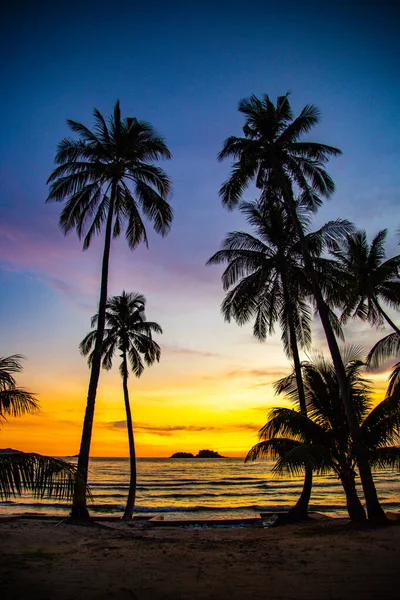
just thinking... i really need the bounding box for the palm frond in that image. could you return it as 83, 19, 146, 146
272, 443, 334, 476
0, 452, 84, 500
367, 333, 400, 368
0, 389, 38, 420
368, 446, 400, 470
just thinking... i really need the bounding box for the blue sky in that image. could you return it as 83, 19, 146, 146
1, 0, 399, 456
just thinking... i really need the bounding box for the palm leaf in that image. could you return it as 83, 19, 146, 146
0, 452, 84, 500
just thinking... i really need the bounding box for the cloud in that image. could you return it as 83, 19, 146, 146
229, 367, 290, 379
203, 366, 290, 383
106, 421, 259, 436
0, 222, 99, 304
163, 345, 220, 358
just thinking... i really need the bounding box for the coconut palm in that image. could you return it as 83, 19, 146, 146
366, 229, 400, 381
218, 92, 386, 521
334, 229, 400, 371
246, 349, 400, 521
47, 101, 172, 519
207, 199, 350, 519
332, 230, 400, 333
80, 291, 162, 520
0, 355, 80, 501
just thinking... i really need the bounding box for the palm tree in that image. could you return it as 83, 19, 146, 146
80, 291, 162, 520
47, 101, 172, 519
332, 230, 400, 333
207, 199, 350, 519
218, 92, 386, 522
331, 229, 400, 371
366, 228, 400, 380
0, 355, 80, 501
246, 349, 400, 521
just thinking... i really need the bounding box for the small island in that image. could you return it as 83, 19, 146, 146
170, 452, 195, 458
170, 449, 225, 458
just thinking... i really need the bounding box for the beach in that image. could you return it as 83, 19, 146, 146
1, 517, 399, 599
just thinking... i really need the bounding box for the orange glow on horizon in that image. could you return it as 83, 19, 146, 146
1, 354, 393, 459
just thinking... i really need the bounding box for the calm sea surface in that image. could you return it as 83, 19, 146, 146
1, 458, 399, 519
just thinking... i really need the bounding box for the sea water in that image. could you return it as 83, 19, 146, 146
1, 457, 399, 519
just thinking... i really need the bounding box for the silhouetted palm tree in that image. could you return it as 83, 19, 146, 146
218, 92, 386, 522
332, 229, 400, 333
47, 102, 172, 519
246, 349, 400, 521
0, 355, 79, 501
80, 292, 162, 520
333, 229, 400, 372
207, 199, 350, 519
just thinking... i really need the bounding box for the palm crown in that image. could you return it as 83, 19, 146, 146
207, 199, 350, 353
218, 93, 341, 211
332, 229, 400, 330
46, 100, 173, 249
207, 200, 312, 354
80, 291, 162, 376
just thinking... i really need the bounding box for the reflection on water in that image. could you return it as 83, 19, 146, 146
1, 457, 399, 519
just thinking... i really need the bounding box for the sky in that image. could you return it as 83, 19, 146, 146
0, 0, 399, 457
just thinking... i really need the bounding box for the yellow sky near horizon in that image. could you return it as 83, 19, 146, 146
0, 356, 392, 458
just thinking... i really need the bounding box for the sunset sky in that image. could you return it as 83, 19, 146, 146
1, 0, 399, 457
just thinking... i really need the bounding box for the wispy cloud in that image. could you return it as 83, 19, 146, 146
163, 345, 220, 358
106, 421, 259, 436
202, 366, 290, 383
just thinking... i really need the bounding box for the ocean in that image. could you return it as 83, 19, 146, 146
1, 457, 399, 519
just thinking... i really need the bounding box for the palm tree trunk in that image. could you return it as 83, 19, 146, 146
281, 269, 312, 521
373, 298, 400, 335
70, 185, 116, 521
339, 469, 366, 522
122, 352, 137, 521
275, 176, 387, 523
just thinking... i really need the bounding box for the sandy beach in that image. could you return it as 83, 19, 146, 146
1, 517, 399, 600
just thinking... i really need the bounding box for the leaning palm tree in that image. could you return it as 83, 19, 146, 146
80, 292, 162, 520
208, 199, 351, 519
0, 355, 80, 501
246, 349, 400, 521
47, 101, 172, 519
218, 92, 386, 521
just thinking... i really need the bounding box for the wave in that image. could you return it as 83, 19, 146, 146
90, 480, 267, 490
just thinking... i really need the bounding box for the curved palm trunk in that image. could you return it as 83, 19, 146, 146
339, 468, 366, 522
281, 270, 312, 521
373, 298, 400, 335
71, 187, 116, 521
122, 352, 137, 520
276, 176, 387, 523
